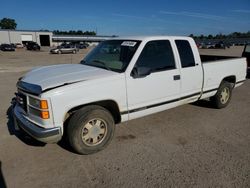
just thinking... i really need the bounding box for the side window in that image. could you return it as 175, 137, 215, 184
245, 44, 250, 53
175, 40, 196, 68
135, 40, 176, 72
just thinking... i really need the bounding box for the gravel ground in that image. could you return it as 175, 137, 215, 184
0, 46, 249, 188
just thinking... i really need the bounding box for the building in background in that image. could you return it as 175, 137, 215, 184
0, 29, 53, 46
0, 29, 116, 47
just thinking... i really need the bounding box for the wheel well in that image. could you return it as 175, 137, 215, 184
65, 100, 121, 124
222, 76, 236, 86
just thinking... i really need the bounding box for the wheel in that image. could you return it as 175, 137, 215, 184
72, 50, 76, 54
211, 81, 233, 109
67, 105, 115, 154
58, 50, 62, 54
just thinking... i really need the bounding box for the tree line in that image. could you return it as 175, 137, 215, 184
0, 17, 96, 35
53, 30, 96, 36
189, 31, 250, 40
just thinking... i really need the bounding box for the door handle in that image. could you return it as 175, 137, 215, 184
173, 75, 181, 80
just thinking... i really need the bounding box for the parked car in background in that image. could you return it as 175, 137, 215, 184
10, 43, 16, 49
214, 41, 226, 49
200, 42, 215, 49
15, 43, 24, 48
50, 45, 78, 54
26, 42, 40, 51
76, 43, 88, 49
0, 44, 15, 51
206, 42, 216, 49
242, 43, 250, 67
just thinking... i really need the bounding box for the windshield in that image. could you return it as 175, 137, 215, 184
81, 40, 141, 72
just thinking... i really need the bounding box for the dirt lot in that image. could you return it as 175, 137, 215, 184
0, 47, 249, 188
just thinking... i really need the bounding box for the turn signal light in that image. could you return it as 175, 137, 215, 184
40, 100, 48, 109
41, 111, 50, 119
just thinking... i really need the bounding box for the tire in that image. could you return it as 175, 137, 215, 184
58, 50, 62, 54
67, 105, 115, 154
72, 50, 76, 54
211, 81, 233, 109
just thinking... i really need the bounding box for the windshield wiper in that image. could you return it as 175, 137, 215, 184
92, 60, 112, 71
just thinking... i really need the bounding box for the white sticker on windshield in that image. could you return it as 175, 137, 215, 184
121, 41, 137, 47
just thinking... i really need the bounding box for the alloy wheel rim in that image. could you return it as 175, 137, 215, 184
81, 118, 107, 146
220, 87, 230, 104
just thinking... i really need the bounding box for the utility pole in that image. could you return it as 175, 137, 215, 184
8, 30, 11, 44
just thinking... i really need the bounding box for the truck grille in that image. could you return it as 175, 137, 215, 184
16, 92, 27, 112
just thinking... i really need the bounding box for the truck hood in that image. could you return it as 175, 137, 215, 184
19, 64, 116, 94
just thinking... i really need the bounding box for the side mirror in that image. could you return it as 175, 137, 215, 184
131, 67, 151, 78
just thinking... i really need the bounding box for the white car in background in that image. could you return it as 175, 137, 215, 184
15, 43, 24, 48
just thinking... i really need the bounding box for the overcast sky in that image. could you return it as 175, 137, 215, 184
0, 0, 250, 36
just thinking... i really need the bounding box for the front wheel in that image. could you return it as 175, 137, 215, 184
67, 105, 115, 155
211, 81, 233, 109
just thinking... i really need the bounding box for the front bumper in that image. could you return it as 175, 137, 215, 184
13, 105, 62, 143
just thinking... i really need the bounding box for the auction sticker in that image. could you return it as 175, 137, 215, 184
121, 41, 137, 47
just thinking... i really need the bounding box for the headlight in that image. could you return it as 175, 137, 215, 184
28, 97, 50, 119
29, 97, 40, 108
29, 97, 48, 109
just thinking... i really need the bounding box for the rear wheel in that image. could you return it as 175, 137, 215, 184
211, 81, 233, 109
67, 105, 115, 155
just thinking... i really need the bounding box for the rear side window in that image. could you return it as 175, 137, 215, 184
245, 44, 250, 53
135, 40, 176, 72
175, 40, 195, 68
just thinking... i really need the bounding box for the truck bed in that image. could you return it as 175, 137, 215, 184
200, 57, 246, 100
200, 55, 238, 63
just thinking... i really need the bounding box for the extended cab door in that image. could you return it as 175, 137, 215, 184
174, 39, 203, 103
125, 40, 181, 120
242, 44, 250, 67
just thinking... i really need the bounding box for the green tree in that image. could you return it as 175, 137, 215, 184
199, 34, 205, 40
208, 34, 213, 39
189, 34, 194, 38
53, 30, 96, 36
0, 18, 17, 29
83, 31, 96, 35
189, 31, 250, 40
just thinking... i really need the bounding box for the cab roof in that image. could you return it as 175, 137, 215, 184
112, 35, 192, 41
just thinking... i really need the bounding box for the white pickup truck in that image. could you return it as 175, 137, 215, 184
13, 36, 247, 154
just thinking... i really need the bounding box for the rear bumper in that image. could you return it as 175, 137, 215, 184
13, 105, 62, 143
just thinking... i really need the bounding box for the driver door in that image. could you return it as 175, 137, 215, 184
125, 40, 181, 119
